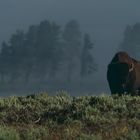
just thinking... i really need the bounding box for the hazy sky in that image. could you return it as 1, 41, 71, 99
0, 0, 140, 92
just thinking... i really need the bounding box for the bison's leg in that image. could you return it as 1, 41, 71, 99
109, 83, 124, 95
137, 88, 140, 95
125, 85, 136, 95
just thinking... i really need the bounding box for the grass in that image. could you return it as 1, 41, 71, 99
0, 92, 139, 139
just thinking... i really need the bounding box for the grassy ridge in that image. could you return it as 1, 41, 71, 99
0, 92, 139, 139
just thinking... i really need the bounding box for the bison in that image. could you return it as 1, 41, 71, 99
107, 51, 140, 95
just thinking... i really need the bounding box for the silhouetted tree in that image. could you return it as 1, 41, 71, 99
63, 20, 82, 82
47, 22, 64, 79
35, 20, 62, 80
0, 19, 97, 85
0, 20, 64, 83
80, 33, 97, 78
0, 41, 11, 83
23, 25, 38, 83
120, 23, 140, 57
8, 30, 25, 82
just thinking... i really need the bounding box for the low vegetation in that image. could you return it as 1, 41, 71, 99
0, 92, 139, 140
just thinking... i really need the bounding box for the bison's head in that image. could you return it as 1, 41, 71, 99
107, 62, 134, 94
107, 51, 135, 95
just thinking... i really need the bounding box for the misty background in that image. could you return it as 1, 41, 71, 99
0, 0, 140, 96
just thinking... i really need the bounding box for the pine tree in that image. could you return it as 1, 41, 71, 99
0, 41, 12, 83
120, 23, 140, 58
62, 20, 82, 82
80, 33, 97, 78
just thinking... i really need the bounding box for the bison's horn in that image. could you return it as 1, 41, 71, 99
129, 63, 134, 72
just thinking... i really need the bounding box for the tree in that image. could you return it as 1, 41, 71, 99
0, 20, 64, 83
34, 20, 63, 80
0, 19, 98, 84
47, 22, 64, 79
80, 33, 97, 78
0, 41, 12, 83
8, 30, 26, 82
120, 23, 140, 57
62, 20, 82, 82
23, 25, 38, 83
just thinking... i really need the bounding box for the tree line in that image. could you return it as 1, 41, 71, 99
0, 20, 97, 84
0, 19, 140, 85
120, 23, 140, 58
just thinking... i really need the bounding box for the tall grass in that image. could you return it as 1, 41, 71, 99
0, 92, 139, 140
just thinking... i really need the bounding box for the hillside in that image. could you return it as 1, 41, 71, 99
0, 92, 139, 140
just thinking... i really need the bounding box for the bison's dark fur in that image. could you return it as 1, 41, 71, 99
107, 52, 140, 95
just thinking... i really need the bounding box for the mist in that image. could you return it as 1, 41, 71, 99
0, 0, 140, 96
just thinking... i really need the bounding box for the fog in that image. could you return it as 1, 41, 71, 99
0, 0, 140, 96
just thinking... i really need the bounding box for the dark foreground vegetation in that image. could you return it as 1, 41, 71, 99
0, 92, 139, 140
